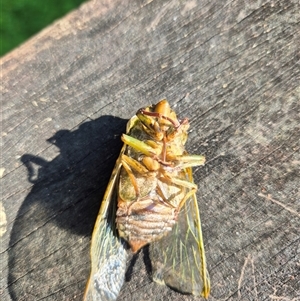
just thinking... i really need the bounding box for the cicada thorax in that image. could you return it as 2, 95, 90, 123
116, 101, 192, 253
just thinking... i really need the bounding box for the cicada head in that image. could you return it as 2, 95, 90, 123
136, 100, 182, 141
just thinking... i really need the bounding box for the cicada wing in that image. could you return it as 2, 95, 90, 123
84, 145, 128, 301
150, 168, 210, 298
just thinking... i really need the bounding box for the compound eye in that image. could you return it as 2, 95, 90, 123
154, 99, 171, 118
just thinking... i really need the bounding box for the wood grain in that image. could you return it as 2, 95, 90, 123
1, 0, 299, 300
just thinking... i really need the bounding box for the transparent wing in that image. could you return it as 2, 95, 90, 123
150, 167, 210, 298
84, 144, 128, 301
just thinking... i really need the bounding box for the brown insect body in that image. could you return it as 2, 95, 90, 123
116, 101, 191, 252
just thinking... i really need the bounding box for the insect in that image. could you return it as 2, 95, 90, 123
84, 100, 210, 300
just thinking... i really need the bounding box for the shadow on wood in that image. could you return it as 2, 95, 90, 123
8, 116, 127, 300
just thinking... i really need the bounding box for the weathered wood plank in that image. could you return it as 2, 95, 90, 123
1, 0, 299, 300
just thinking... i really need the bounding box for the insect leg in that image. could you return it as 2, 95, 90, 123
174, 154, 206, 169
161, 170, 198, 190
121, 154, 148, 174
121, 159, 140, 197
121, 134, 158, 157
160, 170, 198, 211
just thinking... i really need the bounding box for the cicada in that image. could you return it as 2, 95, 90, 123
84, 100, 210, 300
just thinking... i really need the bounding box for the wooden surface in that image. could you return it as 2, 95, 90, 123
1, 0, 299, 300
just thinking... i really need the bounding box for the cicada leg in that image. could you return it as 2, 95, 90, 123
121, 159, 140, 198
155, 182, 177, 209
172, 154, 206, 169
122, 134, 172, 167
160, 170, 198, 211
121, 134, 158, 157
121, 154, 148, 174
121, 133, 169, 166
120, 154, 156, 198
137, 99, 181, 129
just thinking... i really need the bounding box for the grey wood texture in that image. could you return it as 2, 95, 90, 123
1, 0, 299, 300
